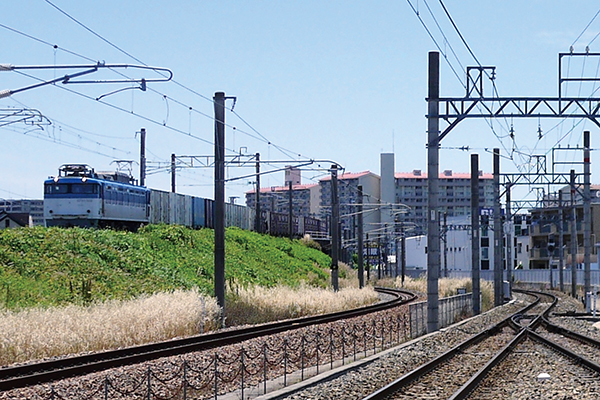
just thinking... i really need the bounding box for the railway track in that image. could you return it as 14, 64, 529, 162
358, 290, 550, 400
0, 287, 416, 392
351, 289, 600, 400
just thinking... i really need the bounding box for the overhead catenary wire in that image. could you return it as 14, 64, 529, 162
0, 20, 315, 191
37, 3, 313, 165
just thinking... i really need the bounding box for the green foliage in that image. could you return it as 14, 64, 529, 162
0, 225, 331, 310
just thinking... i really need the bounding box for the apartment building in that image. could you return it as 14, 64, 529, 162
394, 169, 495, 234
245, 183, 320, 218
319, 171, 381, 241
528, 185, 600, 270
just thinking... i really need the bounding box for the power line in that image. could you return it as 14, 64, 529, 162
39, 3, 311, 165
572, 6, 600, 48
405, 0, 465, 86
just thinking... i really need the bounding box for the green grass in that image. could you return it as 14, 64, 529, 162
0, 225, 331, 310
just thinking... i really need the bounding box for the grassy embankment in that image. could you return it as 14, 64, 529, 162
0, 225, 378, 365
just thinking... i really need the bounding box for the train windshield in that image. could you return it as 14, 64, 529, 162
45, 183, 100, 196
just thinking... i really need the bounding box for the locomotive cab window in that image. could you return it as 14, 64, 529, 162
71, 183, 99, 194
45, 184, 69, 194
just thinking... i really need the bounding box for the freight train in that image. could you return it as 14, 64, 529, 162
43, 164, 326, 237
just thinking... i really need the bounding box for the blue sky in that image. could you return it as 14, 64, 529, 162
2, 1, 600, 203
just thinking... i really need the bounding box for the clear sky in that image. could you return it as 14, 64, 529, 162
2, 1, 600, 203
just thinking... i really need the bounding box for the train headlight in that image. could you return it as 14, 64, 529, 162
53, 177, 59, 182
82, 177, 87, 182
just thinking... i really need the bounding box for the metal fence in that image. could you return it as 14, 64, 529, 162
39, 311, 413, 399
409, 292, 473, 338
447, 269, 600, 287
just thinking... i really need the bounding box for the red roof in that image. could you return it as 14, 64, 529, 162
395, 170, 493, 180
246, 183, 318, 195
319, 171, 374, 182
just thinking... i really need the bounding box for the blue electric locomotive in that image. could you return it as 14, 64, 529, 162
44, 164, 150, 229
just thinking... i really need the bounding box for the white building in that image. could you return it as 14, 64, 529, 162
404, 215, 499, 273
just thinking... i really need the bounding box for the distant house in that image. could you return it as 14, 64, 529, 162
0, 211, 32, 229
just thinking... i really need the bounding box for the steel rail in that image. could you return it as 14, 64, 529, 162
0, 287, 415, 391
448, 292, 558, 400
540, 318, 600, 349
448, 328, 528, 400
449, 321, 600, 400
360, 289, 546, 400
525, 328, 600, 373
509, 290, 558, 331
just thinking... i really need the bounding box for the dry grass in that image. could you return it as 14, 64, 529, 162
0, 289, 221, 367
0, 283, 380, 367
225, 283, 379, 326
2, 270, 493, 368
392, 276, 495, 311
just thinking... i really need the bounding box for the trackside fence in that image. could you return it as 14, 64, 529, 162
409, 292, 473, 338
31, 294, 474, 400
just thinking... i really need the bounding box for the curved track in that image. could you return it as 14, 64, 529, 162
360, 290, 551, 400
359, 289, 600, 400
0, 287, 416, 392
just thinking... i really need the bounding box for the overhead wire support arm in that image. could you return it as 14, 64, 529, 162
0, 108, 51, 128
0, 63, 173, 99
432, 53, 600, 143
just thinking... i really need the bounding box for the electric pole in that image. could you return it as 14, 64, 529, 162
583, 131, 591, 297
139, 128, 146, 186
443, 212, 448, 278
171, 153, 176, 193
427, 51, 440, 333
255, 153, 261, 233
493, 148, 504, 306
506, 181, 512, 298
401, 222, 406, 287
471, 154, 481, 315
357, 185, 364, 289
559, 191, 564, 292
214, 91, 226, 324
288, 181, 293, 239
571, 169, 578, 298
330, 164, 339, 291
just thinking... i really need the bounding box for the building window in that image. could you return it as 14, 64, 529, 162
481, 260, 490, 270
482, 247, 489, 260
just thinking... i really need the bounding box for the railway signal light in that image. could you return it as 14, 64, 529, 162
547, 234, 556, 253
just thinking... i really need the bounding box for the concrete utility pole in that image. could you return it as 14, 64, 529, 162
443, 212, 448, 278
214, 91, 226, 322
506, 182, 512, 298
366, 233, 370, 281
427, 51, 440, 333
583, 131, 591, 297
493, 148, 504, 306
559, 191, 565, 292
395, 237, 399, 278
171, 153, 176, 193
570, 169, 578, 298
401, 223, 406, 287
330, 164, 339, 291
255, 153, 261, 233
471, 154, 481, 315
288, 181, 293, 239
357, 185, 364, 289
139, 128, 146, 186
